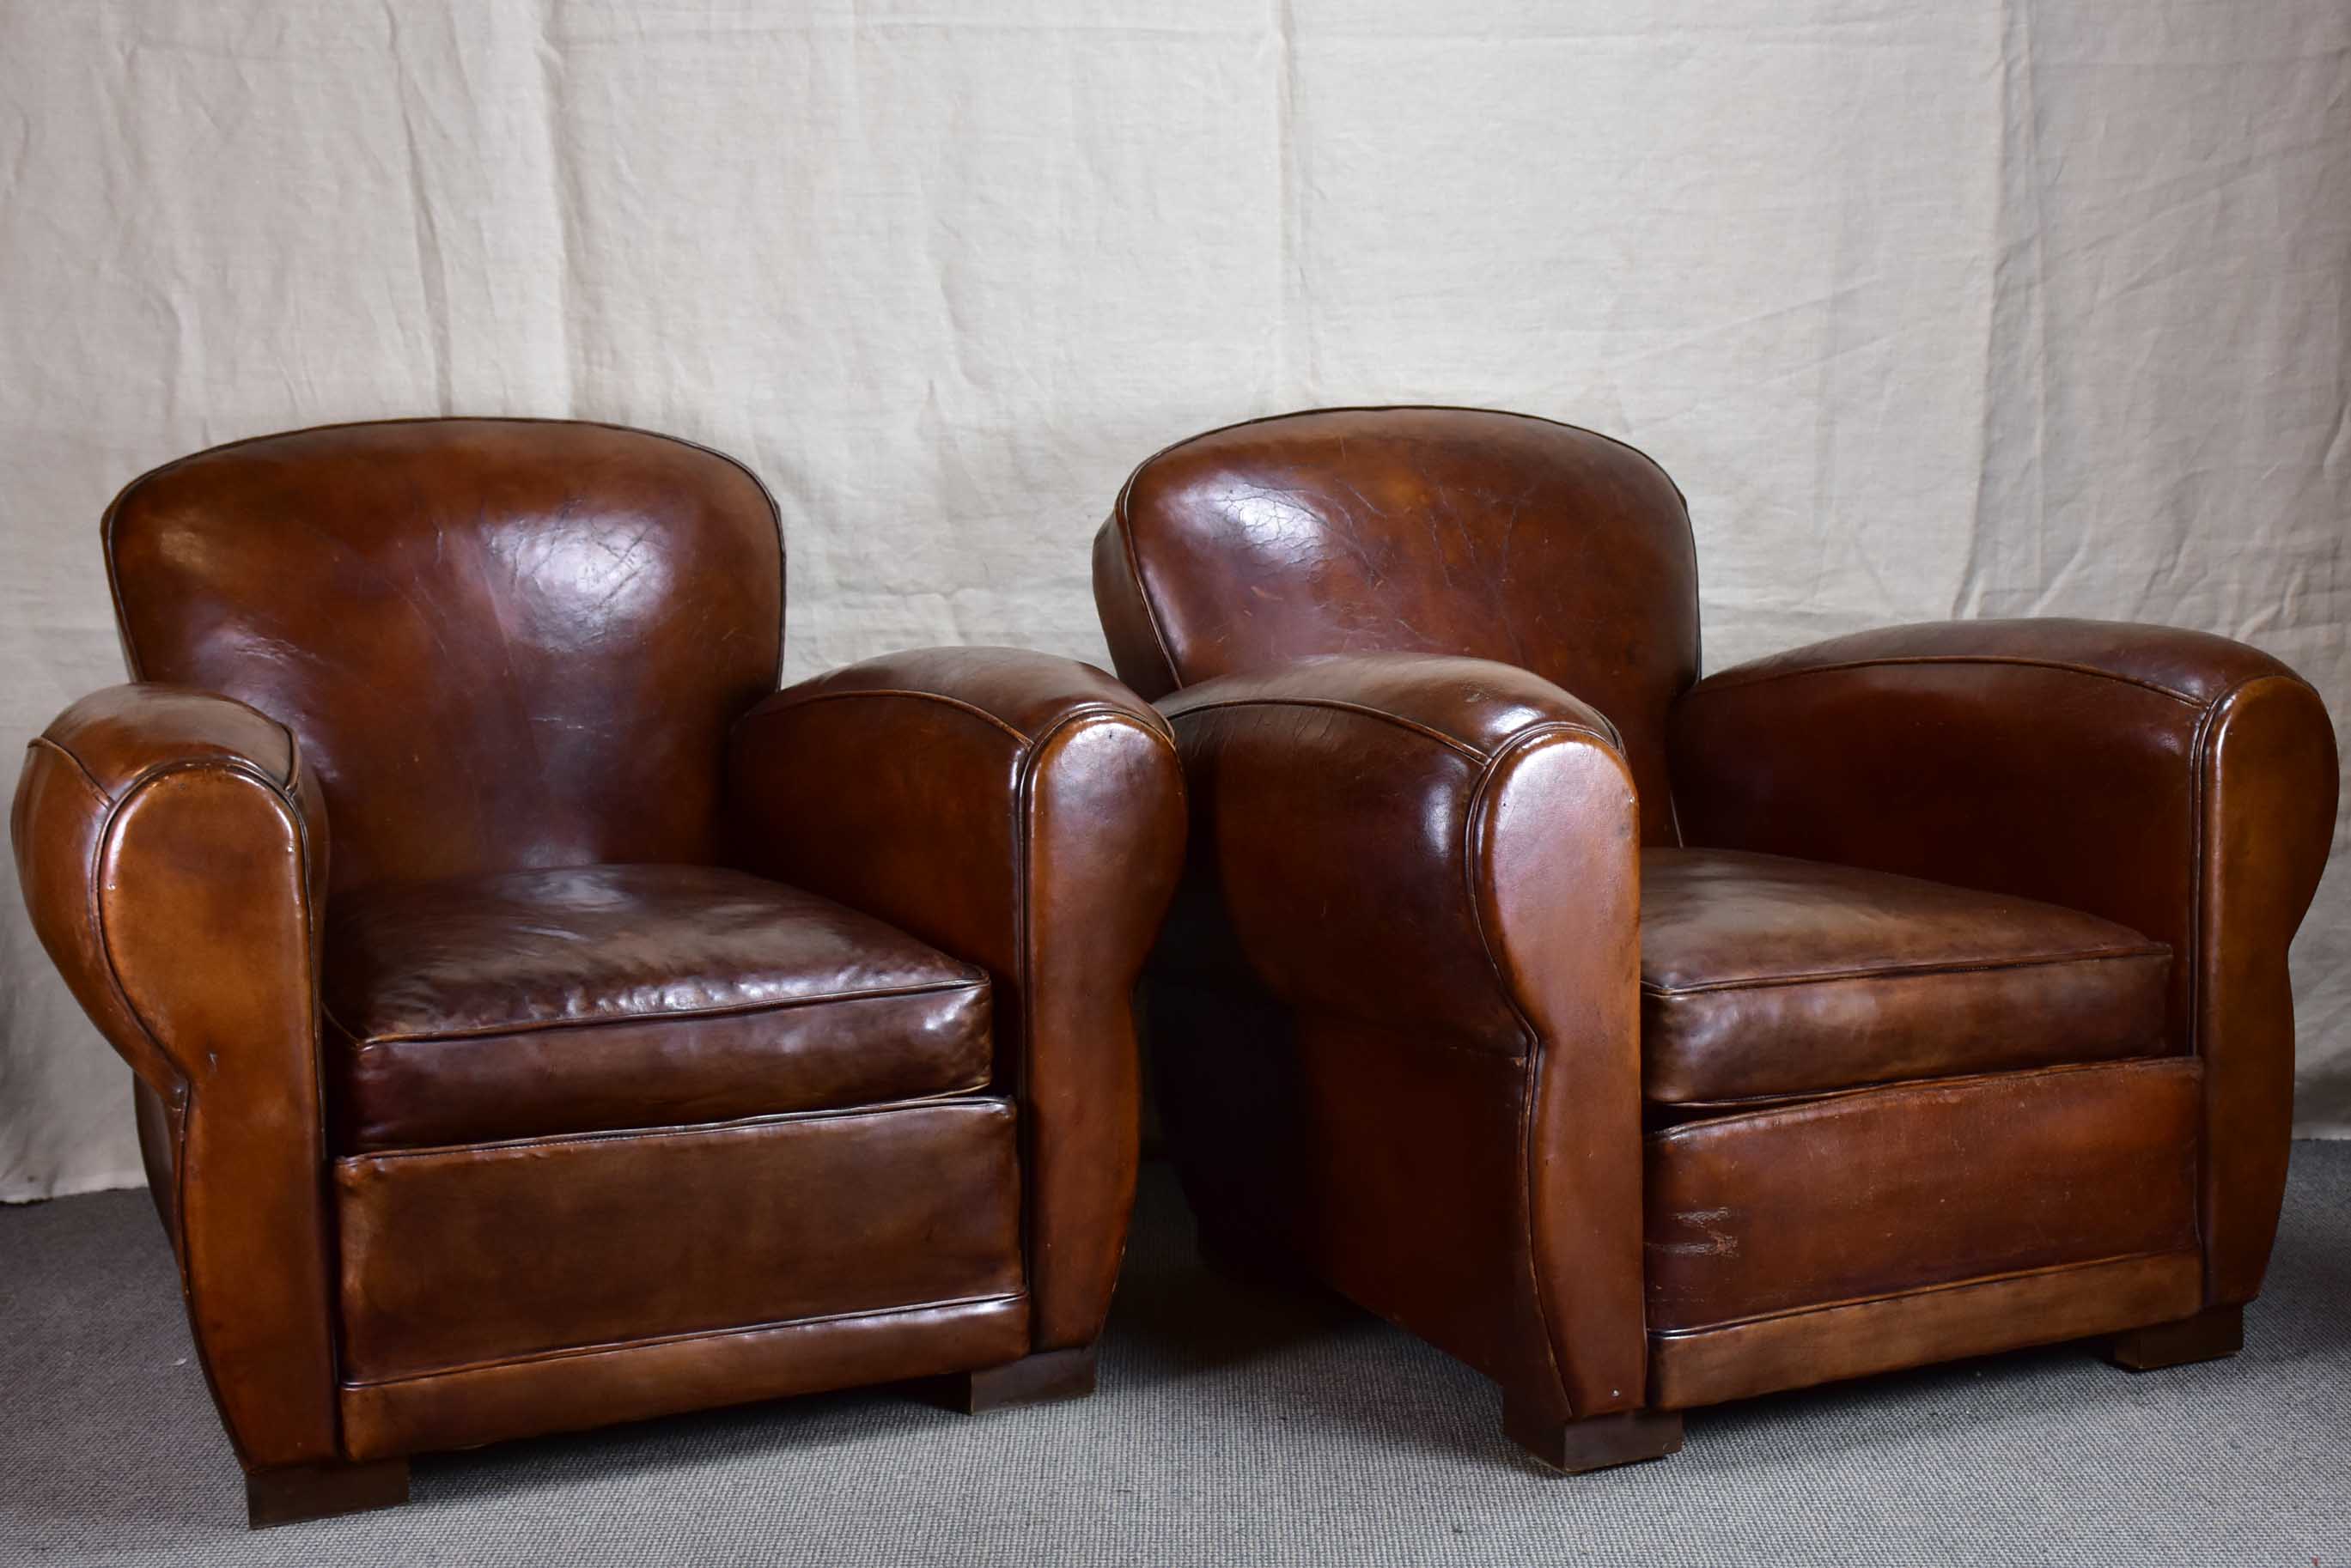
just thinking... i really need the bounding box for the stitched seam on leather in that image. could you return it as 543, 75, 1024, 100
1640, 945, 2172, 997
1104, 500, 1183, 696
743, 687, 1029, 744
1686, 653, 2213, 706
335, 1092, 1013, 1164
1648, 1044, 2189, 1115
1646, 1250, 2199, 1339
336, 1291, 1031, 1389
1112, 405, 1695, 697
1008, 705, 1167, 1342
343, 976, 990, 1048
1465, 732, 1570, 1409
1166, 694, 1616, 766
1012, 713, 1048, 1332
1168, 696, 1483, 760
1643, 1054, 2197, 1143
92, 761, 330, 1465
343, 1073, 1000, 1155
25, 736, 108, 798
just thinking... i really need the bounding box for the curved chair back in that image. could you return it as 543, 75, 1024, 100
104, 418, 783, 896
1096, 405, 1698, 842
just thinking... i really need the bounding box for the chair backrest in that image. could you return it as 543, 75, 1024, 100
1094, 406, 1700, 842
105, 417, 783, 896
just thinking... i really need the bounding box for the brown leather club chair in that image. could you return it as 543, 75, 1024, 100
1092, 405, 2339, 1474
12, 417, 1185, 1526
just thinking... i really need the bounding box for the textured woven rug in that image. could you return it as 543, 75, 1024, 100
3, 1146, 2345, 1566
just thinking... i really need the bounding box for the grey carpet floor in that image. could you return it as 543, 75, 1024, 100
3, 1148, 2347, 1567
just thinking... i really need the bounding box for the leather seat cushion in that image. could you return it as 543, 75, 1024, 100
324, 864, 991, 1151
1640, 848, 2171, 1106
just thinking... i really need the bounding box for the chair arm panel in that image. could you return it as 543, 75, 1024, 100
727, 647, 1185, 1352
1669, 619, 2339, 1304
10, 684, 340, 1468
1160, 653, 1647, 1419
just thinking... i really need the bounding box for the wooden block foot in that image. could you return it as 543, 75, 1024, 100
1502, 1396, 1683, 1474
244, 1457, 409, 1528
917, 1345, 1098, 1415
2104, 1304, 2244, 1372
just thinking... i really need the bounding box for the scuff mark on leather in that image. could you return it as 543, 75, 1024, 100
1648, 1207, 1739, 1257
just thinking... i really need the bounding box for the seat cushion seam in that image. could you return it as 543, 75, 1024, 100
337, 1290, 1030, 1389
334, 1093, 1014, 1163
342, 976, 989, 1048
1641, 945, 2170, 997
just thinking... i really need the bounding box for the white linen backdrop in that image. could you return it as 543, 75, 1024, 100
2, 0, 2346, 1199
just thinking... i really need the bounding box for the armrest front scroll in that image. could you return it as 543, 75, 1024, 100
10, 683, 340, 1469
1157, 652, 1647, 1423
1669, 617, 2341, 1304
727, 647, 1185, 1353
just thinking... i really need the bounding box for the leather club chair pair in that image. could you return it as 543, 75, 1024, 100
14, 408, 2339, 1519
1093, 405, 2340, 1473
11, 418, 1185, 1527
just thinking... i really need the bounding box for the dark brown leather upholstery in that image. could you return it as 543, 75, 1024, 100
325, 865, 992, 1151
1640, 849, 2171, 1106
1098, 406, 1697, 842
106, 419, 784, 897
1667, 618, 2338, 1304
1096, 405, 2337, 1471
12, 418, 1185, 1523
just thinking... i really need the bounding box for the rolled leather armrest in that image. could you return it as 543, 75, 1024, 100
1156, 651, 1647, 1420
10, 683, 340, 1468
726, 646, 1185, 1352
1669, 617, 2340, 1304
1156, 653, 1633, 1052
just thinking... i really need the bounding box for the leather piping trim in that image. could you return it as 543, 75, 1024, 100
24, 735, 109, 798
338, 1291, 1030, 1389
86, 749, 332, 1467
741, 688, 1172, 750
1111, 403, 1696, 700
1164, 695, 1617, 768
1646, 1249, 2202, 1339
32, 697, 301, 802
340, 975, 989, 1048
1103, 504, 1181, 697
1644, 1054, 2199, 1143
1646, 1048, 2190, 1116
1007, 707, 1181, 1346
1465, 729, 1577, 1410
1685, 652, 2229, 708
101, 415, 788, 691
333, 1092, 1014, 1164
1641, 942, 2171, 997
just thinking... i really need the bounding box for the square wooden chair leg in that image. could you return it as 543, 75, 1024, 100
1502, 1397, 1684, 1474
244, 1458, 410, 1529
916, 1345, 1099, 1415
2104, 1305, 2244, 1372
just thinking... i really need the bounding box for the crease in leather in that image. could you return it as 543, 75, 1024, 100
1105, 509, 1182, 694
336, 1290, 1032, 1389
744, 688, 1172, 751
334, 1094, 1008, 1164
91, 756, 336, 1468
100, 414, 788, 692
341, 975, 990, 1048
1468, 734, 1574, 1407
1686, 653, 2216, 707
1167, 695, 1618, 767
1642, 944, 2171, 997
1646, 1055, 2196, 1143
1646, 1248, 2204, 1338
